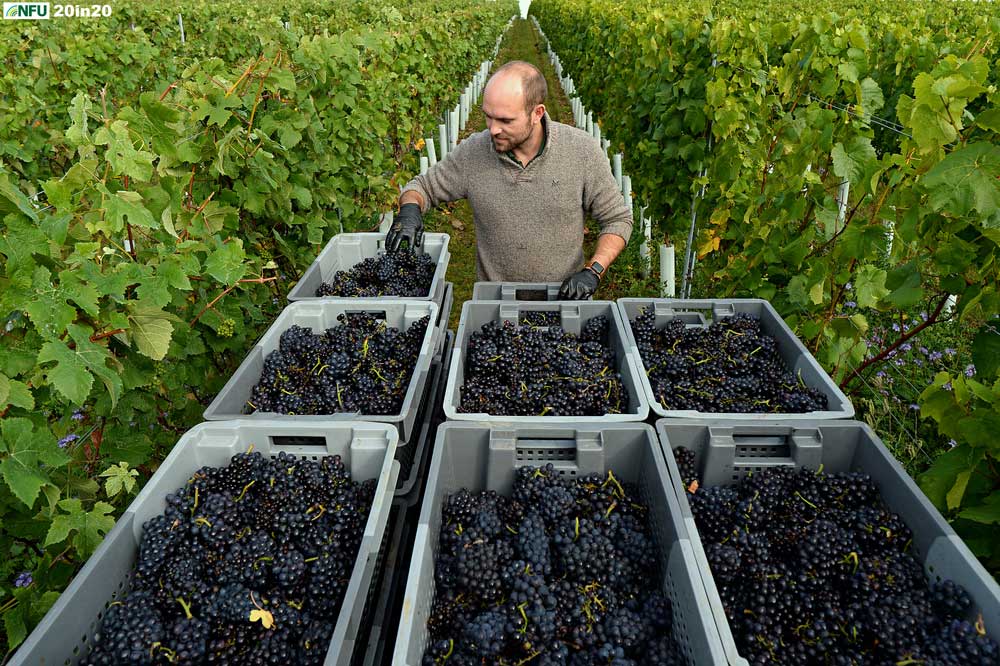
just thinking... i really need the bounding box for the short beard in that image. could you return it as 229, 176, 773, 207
492, 121, 535, 153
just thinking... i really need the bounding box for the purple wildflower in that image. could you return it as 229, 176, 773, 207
945, 348, 956, 356
929, 351, 943, 362
900, 343, 912, 352
920, 311, 928, 321
919, 346, 928, 355
948, 439, 957, 448
57, 433, 79, 448
71, 410, 84, 421
876, 371, 886, 379
965, 364, 976, 378
914, 359, 924, 367
892, 323, 900, 332
844, 301, 857, 309
14, 572, 32, 588
845, 282, 853, 290
909, 403, 920, 411
895, 358, 906, 366
943, 382, 952, 391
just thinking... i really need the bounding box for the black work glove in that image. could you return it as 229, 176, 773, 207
386, 203, 424, 252
559, 268, 600, 300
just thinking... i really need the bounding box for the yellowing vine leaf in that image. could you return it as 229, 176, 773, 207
250, 609, 274, 629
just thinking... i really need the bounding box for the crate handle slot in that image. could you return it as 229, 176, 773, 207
711, 302, 736, 319
500, 285, 561, 301
269, 435, 329, 450
702, 426, 823, 485
342, 310, 387, 320
489, 431, 602, 476
732, 434, 793, 460
499, 303, 525, 326
651, 302, 709, 327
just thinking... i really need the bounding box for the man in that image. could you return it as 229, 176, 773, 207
386, 60, 633, 300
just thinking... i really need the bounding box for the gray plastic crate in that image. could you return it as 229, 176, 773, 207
443, 300, 649, 423
618, 298, 854, 420
471, 281, 580, 301
433, 281, 454, 357
655, 419, 1000, 666
360, 498, 418, 666
395, 330, 451, 498
203, 300, 439, 443
392, 423, 729, 665
288, 232, 450, 305
11, 421, 400, 666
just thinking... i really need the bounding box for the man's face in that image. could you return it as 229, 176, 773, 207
482, 76, 540, 153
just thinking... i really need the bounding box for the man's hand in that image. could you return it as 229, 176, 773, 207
559, 268, 599, 300
386, 203, 424, 251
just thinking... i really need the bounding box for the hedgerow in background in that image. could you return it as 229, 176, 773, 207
533, 0, 1000, 575
0, 0, 515, 657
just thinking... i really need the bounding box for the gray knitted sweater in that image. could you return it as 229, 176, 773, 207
401, 114, 633, 282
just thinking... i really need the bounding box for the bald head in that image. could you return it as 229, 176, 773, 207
482, 61, 547, 156
485, 60, 547, 116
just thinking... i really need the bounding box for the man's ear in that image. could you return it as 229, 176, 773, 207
533, 104, 546, 124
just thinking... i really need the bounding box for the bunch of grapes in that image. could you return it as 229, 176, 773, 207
423, 464, 685, 665
458, 315, 627, 416
315, 248, 435, 298
245, 312, 429, 416
82, 451, 376, 665
629, 309, 828, 413
679, 447, 999, 665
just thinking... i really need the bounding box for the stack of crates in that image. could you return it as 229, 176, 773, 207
388, 288, 1000, 666
388, 283, 731, 664
13, 422, 402, 666
288, 232, 453, 358
11, 232, 453, 666
618, 297, 1000, 665
206, 231, 455, 496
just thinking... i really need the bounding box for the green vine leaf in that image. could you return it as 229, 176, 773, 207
44, 499, 116, 557
93, 119, 156, 182
65, 91, 93, 149
99, 462, 139, 498
960, 494, 1000, 525
205, 239, 248, 285
111, 189, 158, 229
4, 603, 26, 652
972, 318, 1000, 380
0, 217, 47, 277
37, 339, 93, 405
831, 136, 877, 187
5, 378, 34, 410
127, 303, 176, 361
883, 261, 923, 309
0, 418, 69, 509
0, 172, 40, 222
922, 143, 1000, 219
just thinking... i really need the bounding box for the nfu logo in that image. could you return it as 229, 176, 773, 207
3, 2, 50, 19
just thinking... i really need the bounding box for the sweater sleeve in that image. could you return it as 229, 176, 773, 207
399, 136, 472, 213
582, 141, 633, 244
